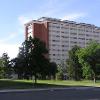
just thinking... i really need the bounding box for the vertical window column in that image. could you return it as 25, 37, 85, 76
60, 23, 62, 62
68, 24, 71, 50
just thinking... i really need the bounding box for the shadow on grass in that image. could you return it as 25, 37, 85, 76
0, 79, 98, 90
0, 80, 34, 89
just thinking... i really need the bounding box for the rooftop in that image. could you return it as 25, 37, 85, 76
25, 17, 100, 29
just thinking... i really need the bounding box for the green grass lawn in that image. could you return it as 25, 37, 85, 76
38, 80, 100, 87
0, 79, 100, 90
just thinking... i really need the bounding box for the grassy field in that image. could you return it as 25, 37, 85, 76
0, 79, 100, 90
38, 80, 100, 87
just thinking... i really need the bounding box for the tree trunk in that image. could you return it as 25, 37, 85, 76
34, 74, 37, 85
93, 73, 96, 84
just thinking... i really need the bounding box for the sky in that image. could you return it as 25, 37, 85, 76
0, 0, 100, 59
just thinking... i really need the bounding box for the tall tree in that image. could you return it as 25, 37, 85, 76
11, 37, 58, 83
66, 45, 82, 80
28, 37, 49, 84
13, 37, 49, 83
11, 40, 31, 79
77, 41, 100, 83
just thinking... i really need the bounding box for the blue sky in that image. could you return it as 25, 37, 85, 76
0, 0, 100, 58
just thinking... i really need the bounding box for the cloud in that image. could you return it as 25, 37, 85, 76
18, 15, 34, 34
0, 43, 20, 59
62, 13, 86, 21
18, 16, 32, 25
17, 0, 62, 24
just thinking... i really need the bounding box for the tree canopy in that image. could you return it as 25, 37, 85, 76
77, 41, 100, 82
66, 45, 82, 80
11, 37, 58, 83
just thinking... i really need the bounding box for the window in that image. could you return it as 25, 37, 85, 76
53, 54, 55, 56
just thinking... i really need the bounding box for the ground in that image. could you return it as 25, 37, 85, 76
0, 87, 100, 100
0, 79, 100, 100
0, 79, 100, 89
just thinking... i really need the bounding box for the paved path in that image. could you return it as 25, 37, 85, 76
0, 87, 100, 100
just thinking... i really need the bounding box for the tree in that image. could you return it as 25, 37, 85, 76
28, 37, 49, 84
10, 41, 29, 79
11, 57, 25, 79
1, 53, 11, 78
11, 37, 58, 83
38, 57, 50, 80
57, 61, 67, 80
13, 37, 49, 83
66, 45, 82, 80
77, 41, 100, 83
0, 58, 5, 78
48, 62, 58, 80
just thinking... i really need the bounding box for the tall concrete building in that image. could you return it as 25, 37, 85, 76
25, 17, 100, 64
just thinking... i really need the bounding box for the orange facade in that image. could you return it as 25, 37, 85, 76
25, 22, 49, 48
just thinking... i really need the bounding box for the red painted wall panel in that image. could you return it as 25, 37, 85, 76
32, 22, 49, 48
25, 22, 49, 59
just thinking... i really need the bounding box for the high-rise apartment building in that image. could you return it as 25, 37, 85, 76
25, 17, 100, 64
